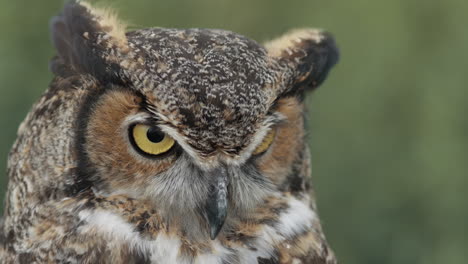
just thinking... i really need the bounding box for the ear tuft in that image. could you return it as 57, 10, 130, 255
265, 29, 339, 95
79, 1, 128, 46
50, 1, 128, 75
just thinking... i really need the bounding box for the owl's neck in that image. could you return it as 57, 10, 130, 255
75, 190, 327, 262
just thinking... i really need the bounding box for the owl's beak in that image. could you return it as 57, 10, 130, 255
204, 166, 229, 240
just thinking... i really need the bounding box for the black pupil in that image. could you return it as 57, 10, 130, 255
146, 127, 165, 143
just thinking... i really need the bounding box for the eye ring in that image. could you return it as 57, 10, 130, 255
129, 124, 176, 157
252, 128, 276, 155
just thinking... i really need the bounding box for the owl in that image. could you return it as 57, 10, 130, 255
0, 1, 339, 263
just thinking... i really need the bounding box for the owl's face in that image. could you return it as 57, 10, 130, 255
51, 2, 338, 239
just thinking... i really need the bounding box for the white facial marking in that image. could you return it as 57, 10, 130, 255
277, 196, 316, 237
79, 210, 183, 263
235, 196, 316, 262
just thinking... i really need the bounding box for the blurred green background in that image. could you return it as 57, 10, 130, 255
1, 0, 467, 263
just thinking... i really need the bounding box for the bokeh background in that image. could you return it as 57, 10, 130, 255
1, 0, 467, 263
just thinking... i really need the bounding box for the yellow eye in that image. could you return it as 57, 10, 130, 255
131, 124, 175, 156
253, 128, 276, 155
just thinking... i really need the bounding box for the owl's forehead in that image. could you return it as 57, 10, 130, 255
125, 28, 280, 154
125, 28, 278, 94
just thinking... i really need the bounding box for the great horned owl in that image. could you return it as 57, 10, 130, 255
0, 1, 339, 263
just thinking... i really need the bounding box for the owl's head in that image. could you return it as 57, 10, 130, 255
50, 1, 338, 239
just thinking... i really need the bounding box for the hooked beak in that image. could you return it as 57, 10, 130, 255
204, 166, 229, 240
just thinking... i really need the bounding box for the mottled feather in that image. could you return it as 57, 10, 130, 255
1, 1, 339, 263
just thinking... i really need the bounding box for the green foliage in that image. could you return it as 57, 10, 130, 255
1, 0, 467, 263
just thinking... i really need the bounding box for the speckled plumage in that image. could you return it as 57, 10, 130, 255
0, 1, 339, 263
